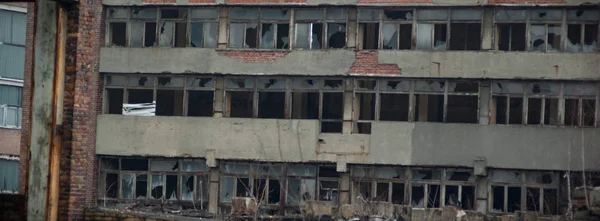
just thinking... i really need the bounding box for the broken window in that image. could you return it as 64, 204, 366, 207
417, 9, 448, 51
382, 9, 413, 50
567, 9, 599, 52
415, 80, 445, 122
122, 174, 135, 199
157, 9, 187, 47
351, 167, 407, 204
156, 77, 184, 116
190, 8, 218, 48
287, 165, 317, 205
131, 8, 158, 47
104, 173, 119, 198
527, 82, 560, 125
564, 83, 597, 127
489, 170, 559, 214
187, 77, 215, 117
379, 80, 410, 122
495, 9, 527, 51
318, 166, 339, 202
491, 82, 524, 125
354, 80, 376, 134
226, 78, 255, 118
449, 9, 482, 50
105, 84, 124, 114
444, 170, 476, 210
530, 9, 563, 52
322, 80, 344, 133
447, 82, 479, 123
109, 22, 127, 47
258, 79, 286, 119
260, 9, 290, 49
358, 9, 381, 50
295, 9, 346, 49
411, 169, 442, 208
292, 79, 320, 120
229, 8, 259, 48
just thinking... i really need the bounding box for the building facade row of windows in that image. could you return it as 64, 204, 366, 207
98, 156, 563, 216
105, 7, 600, 52
102, 74, 600, 133
0, 9, 26, 80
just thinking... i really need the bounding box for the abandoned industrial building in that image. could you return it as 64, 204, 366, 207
9, 0, 600, 220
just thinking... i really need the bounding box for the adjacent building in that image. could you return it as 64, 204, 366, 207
0, 3, 25, 194
18, 0, 600, 220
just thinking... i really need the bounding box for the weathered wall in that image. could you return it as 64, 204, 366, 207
101, 0, 600, 6
100, 48, 599, 80
97, 115, 600, 171
0, 128, 20, 156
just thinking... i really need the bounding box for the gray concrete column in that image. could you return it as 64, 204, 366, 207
347, 8, 357, 50
343, 80, 354, 134
218, 8, 229, 49
213, 77, 225, 118
481, 8, 494, 50
479, 82, 491, 125
339, 172, 351, 205
208, 167, 220, 215
475, 176, 489, 214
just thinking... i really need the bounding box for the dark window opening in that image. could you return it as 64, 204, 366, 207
461, 186, 475, 210
428, 184, 441, 208
101, 158, 119, 170
188, 91, 214, 117
584, 24, 598, 52
321, 122, 342, 133
445, 185, 459, 207
156, 90, 183, 116
144, 23, 157, 47
507, 187, 521, 212
268, 179, 281, 204
544, 98, 560, 125
447, 95, 478, 123
175, 23, 187, 47
357, 93, 375, 120
492, 186, 504, 212
128, 89, 153, 104
166, 175, 178, 200
277, 24, 290, 49
384, 10, 412, 20
236, 178, 251, 197
190, 23, 204, 47
136, 175, 148, 198
543, 189, 558, 215
528, 98, 542, 124
380, 94, 409, 121
391, 183, 405, 204
110, 23, 127, 47
318, 180, 338, 201
509, 97, 523, 124
583, 99, 596, 126
526, 188, 540, 212
498, 24, 526, 51
319, 167, 339, 178
228, 92, 253, 118
292, 92, 319, 119
399, 24, 412, 50
411, 185, 425, 208
449, 23, 481, 50
105, 173, 118, 198
567, 24, 582, 52
122, 159, 149, 171
322, 93, 343, 119
254, 179, 267, 202
106, 89, 124, 114
494, 96, 507, 124
258, 92, 285, 119
415, 94, 444, 122
565, 99, 579, 126
375, 182, 389, 201
328, 23, 346, 49
356, 122, 371, 134
434, 24, 447, 50
358, 182, 371, 200
360, 23, 379, 49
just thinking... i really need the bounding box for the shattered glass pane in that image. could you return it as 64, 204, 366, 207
288, 165, 317, 176
382, 80, 409, 91
490, 170, 522, 183
261, 23, 275, 49
384, 10, 413, 20
182, 160, 208, 172
258, 79, 286, 90
411, 170, 441, 180
492, 82, 524, 94
416, 23, 433, 50
130, 22, 144, 47
105, 173, 118, 198
295, 23, 310, 49
287, 179, 316, 205
258, 165, 282, 176
327, 23, 346, 48
411, 184, 425, 208
108, 8, 128, 18
128, 76, 154, 87
451, 9, 482, 20
158, 22, 174, 47
527, 83, 559, 95
525, 172, 556, 185
568, 9, 600, 21
182, 175, 194, 200
132, 8, 157, 19
415, 80, 445, 92
122, 174, 134, 199
417, 9, 448, 20
191, 8, 218, 19
151, 175, 164, 199
326, 8, 347, 20
231, 8, 259, 19
150, 160, 179, 171
547, 25, 561, 52
446, 171, 475, 182
188, 77, 215, 88
101, 158, 119, 170
433, 24, 447, 51
319, 180, 338, 201
262, 9, 290, 20
292, 79, 320, 90
226, 78, 254, 89
222, 163, 250, 174
158, 77, 184, 87
198, 175, 209, 202
530, 9, 562, 21
324, 80, 343, 90
144, 23, 157, 47
204, 22, 218, 48
220, 176, 234, 202
382, 23, 398, 49
295, 9, 322, 20
584, 24, 598, 52
530, 24, 545, 51
276, 23, 290, 49
166, 175, 178, 200
359, 9, 380, 21
495, 9, 527, 21
375, 168, 405, 179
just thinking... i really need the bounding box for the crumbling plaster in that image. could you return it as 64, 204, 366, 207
96, 115, 600, 171
100, 47, 600, 80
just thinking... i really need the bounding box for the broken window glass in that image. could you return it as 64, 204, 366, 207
295, 23, 323, 49
547, 25, 561, 51
584, 24, 598, 52
197, 175, 209, 202
445, 185, 459, 207
497, 23, 526, 51
416, 24, 433, 50
150, 160, 178, 171
107, 8, 128, 18
236, 178, 251, 197
122, 174, 134, 199
544, 98, 560, 125
158, 22, 175, 47
412, 169, 441, 180
318, 180, 338, 201
190, 22, 219, 48
356, 181, 372, 201
182, 159, 207, 172
384, 10, 413, 20
220, 176, 234, 203
105, 173, 118, 198
101, 158, 119, 170
182, 175, 194, 200
491, 186, 504, 212
382, 24, 399, 49
415, 80, 445, 92
258, 165, 282, 176
110, 23, 126, 47
128, 76, 154, 87
531, 9, 562, 21
136, 175, 147, 199
151, 175, 164, 199
446, 171, 475, 182
222, 163, 250, 175
530, 24, 546, 51
288, 165, 317, 176
229, 23, 258, 48
122, 158, 149, 171
411, 184, 425, 208
490, 170, 522, 183
166, 175, 178, 200
375, 167, 405, 179
188, 77, 215, 88
565, 99, 580, 126
287, 179, 316, 205
132, 7, 157, 19
360, 8, 381, 20
324, 80, 343, 90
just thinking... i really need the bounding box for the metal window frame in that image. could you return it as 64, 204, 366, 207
487, 170, 559, 215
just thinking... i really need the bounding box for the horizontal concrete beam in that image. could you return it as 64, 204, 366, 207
100, 47, 599, 80
101, 0, 600, 6
97, 115, 600, 171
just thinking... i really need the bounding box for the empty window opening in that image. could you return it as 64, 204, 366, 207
236, 178, 251, 197
122, 159, 149, 171
321, 122, 342, 133
507, 187, 521, 212
259, 92, 285, 119
156, 90, 183, 116
128, 89, 153, 104
567, 24, 582, 52
411, 184, 425, 208
383, 24, 412, 50
445, 185, 459, 207
144, 23, 157, 47
151, 175, 164, 199
526, 188, 540, 212
356, 93, 375, 121
380, 94, 409, 121
227, 92, 253, 118
359, 23, 379, 49
528, 98, 542, 124
415, 94, 444, 122
175, 23, 186, 47
268, 179, 281, 204
327, 23, 346, 48
508, 97, 524, 124
461, 186, 475, 210
188, 91, 214, 117
292, 92, 319, 119
583, 99, 596, 126
322, 92, 343, 133
447, 95, 478, 123
565, 99, 580, 126
449, 23, 481, 50
428, 184, 441, 208
584, 25, 598, 52
544, 98, 560, 125
136, 174, 147, 199
497, 24, 526, 51
105, 173, 118, 198
357, 182, 371, 201
106, 89, 124, 114
543, 189, 558, 215
375, 182, 389, 201
110, 23, 127, 46
356, 122, 371, 134
391, 183, 405, 204
567, 24, 599, 52
417, 24, 447, 50
492, 186, 504, 212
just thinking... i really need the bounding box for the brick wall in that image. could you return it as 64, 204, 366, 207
0, 128, 20, 156
350, 51, 402, 75
0, 194, 26, 221
18, 1, 33, 204
489, 0, 567, 4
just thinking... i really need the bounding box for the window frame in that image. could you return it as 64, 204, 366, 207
488, 170, 559, 215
